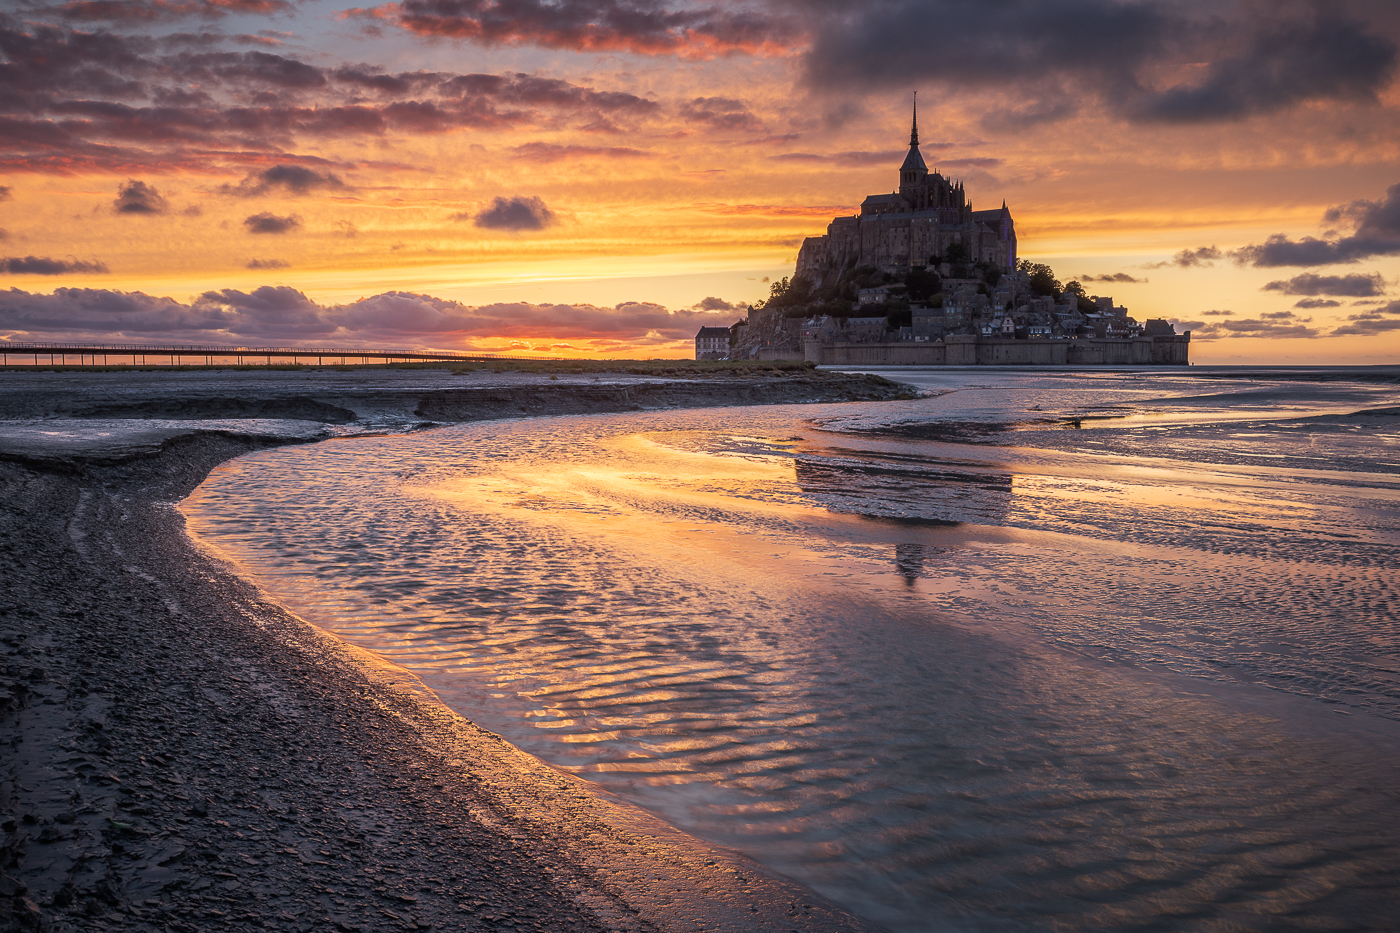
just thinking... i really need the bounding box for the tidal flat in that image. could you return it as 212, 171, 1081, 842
183, 365, 1400, 933
0, 366, 907, 933
3, 365, 1399, 932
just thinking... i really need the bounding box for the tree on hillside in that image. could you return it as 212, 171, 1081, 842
975, 261, 1002, 288
762, 275, 812, 310
905, 267, 942, 302
1019, 260, 1061, 298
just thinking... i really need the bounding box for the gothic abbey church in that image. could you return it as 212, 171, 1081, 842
796, 103, 1017, 282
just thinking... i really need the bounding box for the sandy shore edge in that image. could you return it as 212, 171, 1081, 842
1, 375, 899, 932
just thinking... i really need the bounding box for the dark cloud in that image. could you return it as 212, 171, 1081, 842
246, 258, 289, 269
347, 0, 799, 59
333, 220, 358, 237
1129, 15, 1397, 122
1262, 271, 1387, 296
0, 187, 10, 201
57, 1, 293, 22
1231, 235, 1349, 267
1294, 298, 1341, 308
472, 196, 556, 231
0, 285, 736, 345
242, 212, 301, 234
1080, 272, 1145, 283
0, 20, 659, 174
1233, 183, 1400, 267
1, 256, 110, 274
113, 179, 169, 214
678, 97, 762, 132
1144, 246, 1221, 269
511, 142, 651, 162
220, 165, 346, 197
1199, 309, 1234, 316
799, 2, 1397, 126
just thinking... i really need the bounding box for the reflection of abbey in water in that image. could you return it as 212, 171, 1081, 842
703, 101, 1190, 367
793, 456, 1013, 526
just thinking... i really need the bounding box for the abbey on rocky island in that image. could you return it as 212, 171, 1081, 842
699, 101, 1189, 367
795, 100, 1017, 282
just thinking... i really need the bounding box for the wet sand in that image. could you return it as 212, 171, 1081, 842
0, 369, 909, 932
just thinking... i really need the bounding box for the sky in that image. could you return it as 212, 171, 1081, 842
2, 0, 1400, 362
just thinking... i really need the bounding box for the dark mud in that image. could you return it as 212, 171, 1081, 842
66, 397, 359, 424
0, 369, 917, 426
0, 373, 898, 933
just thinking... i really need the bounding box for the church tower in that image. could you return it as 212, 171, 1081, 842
898, 95, 930, 210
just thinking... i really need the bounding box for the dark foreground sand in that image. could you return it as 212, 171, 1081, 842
0, 370, 911, 933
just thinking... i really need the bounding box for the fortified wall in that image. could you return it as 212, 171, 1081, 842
804, 333, 1190, 366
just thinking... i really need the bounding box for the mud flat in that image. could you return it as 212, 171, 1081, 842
0, 369, 907, 932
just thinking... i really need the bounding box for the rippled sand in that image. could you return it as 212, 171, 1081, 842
183, 370, 1400, 931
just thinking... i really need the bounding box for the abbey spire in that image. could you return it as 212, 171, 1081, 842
899, 94, 928, 182
898, 94, 929, 207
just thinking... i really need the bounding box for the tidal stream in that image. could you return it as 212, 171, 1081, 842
183, 369, 1400, 931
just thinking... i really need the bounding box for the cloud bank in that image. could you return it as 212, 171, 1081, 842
1233, 183, 1400, 267
0, 15, 661, 174
347, 0, 800, 59
799, 1, 1397, 127
1, 257, 110, 275
0, 285, 736, 348
1262, 272, 1387, 296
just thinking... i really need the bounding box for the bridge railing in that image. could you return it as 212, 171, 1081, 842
0, 343, 566, 361
0, 342, 502, 357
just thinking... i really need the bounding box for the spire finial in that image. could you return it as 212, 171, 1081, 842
910, 91, 919, 147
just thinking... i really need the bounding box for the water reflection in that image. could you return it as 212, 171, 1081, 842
792, 451, 1014, 526
892, 542, 950, 585
182, 374, 1400, 933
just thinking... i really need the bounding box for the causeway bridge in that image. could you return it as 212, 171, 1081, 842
0, 342, 555, 368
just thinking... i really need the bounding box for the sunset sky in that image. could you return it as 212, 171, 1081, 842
2, 0, 1400, 361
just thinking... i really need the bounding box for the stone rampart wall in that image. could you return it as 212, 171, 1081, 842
805, 335, 1189, 366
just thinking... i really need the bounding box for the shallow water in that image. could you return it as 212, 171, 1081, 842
183, 370, 1400, 931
